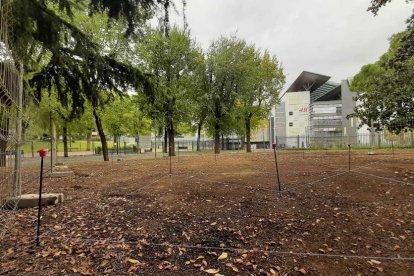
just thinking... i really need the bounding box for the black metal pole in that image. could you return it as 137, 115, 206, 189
36, 156, 44, 246
49, 113, 53, 172
155, 135, 157, 159
273, 145, 281, 197
392, 140, 394, 155
177, 141, 180, 162
348, 144, 351, 172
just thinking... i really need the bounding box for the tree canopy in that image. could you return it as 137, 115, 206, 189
350, 30, 414, 133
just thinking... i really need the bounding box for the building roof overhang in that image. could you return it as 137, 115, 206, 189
286, 71, 331, 93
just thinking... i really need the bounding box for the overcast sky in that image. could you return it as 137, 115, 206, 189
169, 0, 413, 88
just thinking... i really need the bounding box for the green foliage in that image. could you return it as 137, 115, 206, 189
138, 27, 202, 134
204, 36, 285, 145
206, 36, 249, 130
350, 32, 414, 133
102, 94, 151, 139
13, 0, 155, 121
237, 48, 285, 127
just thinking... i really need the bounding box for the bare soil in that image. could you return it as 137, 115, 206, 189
1, 150, 414, 275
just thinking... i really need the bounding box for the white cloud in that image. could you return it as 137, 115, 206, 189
169, 0, 413, 87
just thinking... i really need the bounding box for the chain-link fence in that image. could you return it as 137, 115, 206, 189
275, 128, 414, 150
0, 0, 23, 241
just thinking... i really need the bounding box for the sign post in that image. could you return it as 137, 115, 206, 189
36, 148, 48, 246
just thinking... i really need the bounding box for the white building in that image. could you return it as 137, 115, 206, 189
272, 71, 359, 149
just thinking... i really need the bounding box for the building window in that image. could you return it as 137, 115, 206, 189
289, 122, 293, 127
289, 111, 293, 116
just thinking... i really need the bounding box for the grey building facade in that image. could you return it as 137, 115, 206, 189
274, 71, 358, 148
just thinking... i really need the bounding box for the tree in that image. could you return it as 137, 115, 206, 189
67, 104, 96, 152
367, 0, 412, 15
102, 94, 149, 153
138, 27, 201, 156
350, 33, 414, 133
206, 36, 253, 154
13, 1, 156, 161
187, 50, 209, 151
237, 49, 285, 152
351, 1, 414, 133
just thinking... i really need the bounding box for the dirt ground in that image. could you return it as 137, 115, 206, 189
1, 150, 414, 275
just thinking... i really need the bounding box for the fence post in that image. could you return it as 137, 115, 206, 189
411, 131, 414, 148
36, 149, 47, 246
377, 131, 381, 149
31, 141, 34, 158
154, 136, 157, 159
297, 135, 299, 149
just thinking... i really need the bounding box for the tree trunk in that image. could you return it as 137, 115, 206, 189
51, 118, 57, 165
246, 116, 252, 153
115, 136, 119, 155
93, 109, 109, 161
168, 119, 175, 156
214, 122, 220, 154
86, 131, 92, 151
163, 128, 168, 153
221, 134, 224, 150
196, 123, 202, 151
63, 123, 69, 157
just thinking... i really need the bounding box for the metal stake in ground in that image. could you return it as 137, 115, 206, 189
348, 144, 351, 172
272, 143, 282, 197
36, 148, 48, 246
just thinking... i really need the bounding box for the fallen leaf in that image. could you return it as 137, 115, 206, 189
270, 268, 278, 275
204, 268, 220, 274
369, 259, 381, 265
226, 263, 239, 272
218, 252, 228, 260
127, 258, 144, 266
299, 268, 307, 275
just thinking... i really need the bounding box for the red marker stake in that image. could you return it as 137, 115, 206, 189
36, 148, 48, 246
